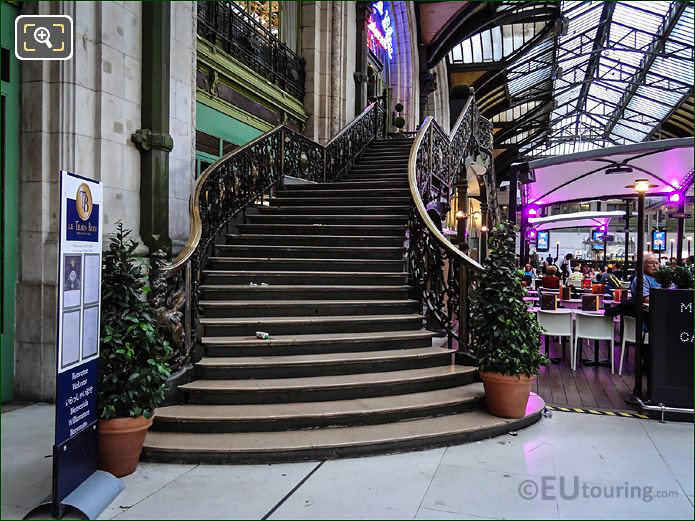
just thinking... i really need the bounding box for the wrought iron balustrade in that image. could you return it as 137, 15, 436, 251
197, 1, 305, 100
151, 99, 386, 374
407, 97, 494, 351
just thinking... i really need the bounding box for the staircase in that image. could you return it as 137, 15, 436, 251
142, 138, 544, 464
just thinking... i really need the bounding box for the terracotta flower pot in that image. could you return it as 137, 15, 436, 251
98, 415, 153, 477
480, 371, 536, 419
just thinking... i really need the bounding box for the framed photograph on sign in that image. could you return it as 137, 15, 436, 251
61, 310, 81, 369
63, 254, 82, 308
536, 231, 550, 252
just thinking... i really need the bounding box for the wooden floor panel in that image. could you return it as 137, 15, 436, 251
536, 335, 638, 412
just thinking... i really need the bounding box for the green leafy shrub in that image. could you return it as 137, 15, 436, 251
471, 221, 549, 376
99, 222, 172, 419
654, 266, 673, 288
655, 265, 694, 289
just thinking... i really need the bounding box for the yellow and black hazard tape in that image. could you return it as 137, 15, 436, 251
545, 405, 649, 419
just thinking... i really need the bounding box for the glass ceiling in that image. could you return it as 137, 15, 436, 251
448, 1, 694, 159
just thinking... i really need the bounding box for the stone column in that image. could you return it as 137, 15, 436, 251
132, 2, 173, 254
330, 1, 343, 138
354, 2, 369, 116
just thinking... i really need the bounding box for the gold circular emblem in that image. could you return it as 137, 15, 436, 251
76, 183, 93, 221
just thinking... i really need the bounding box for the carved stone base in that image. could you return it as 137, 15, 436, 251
162, 363, 196, 406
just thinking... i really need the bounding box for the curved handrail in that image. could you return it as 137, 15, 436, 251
407, 119, 483, 271
165, 124, 284, 275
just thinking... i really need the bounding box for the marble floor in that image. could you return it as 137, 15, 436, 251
2, 403, 692, 520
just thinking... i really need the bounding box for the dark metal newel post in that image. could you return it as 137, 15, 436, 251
676, 197, 685, 263
634, 193, 645, 398
132, 1, 173, 254
459, 264, 468, 351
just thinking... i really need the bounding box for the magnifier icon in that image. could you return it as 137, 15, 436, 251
33, 26, 53, 49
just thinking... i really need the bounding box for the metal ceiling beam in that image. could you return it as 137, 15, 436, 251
647, 88, 695, 140
572, 2, 616, 141
602, 1, 689, 138
426, 2, 557, 69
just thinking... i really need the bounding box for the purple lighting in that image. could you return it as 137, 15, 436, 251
525, 204, 540, 217
669, 193, 681, 203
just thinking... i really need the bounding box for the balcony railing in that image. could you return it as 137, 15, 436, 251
197, 1, 305, 100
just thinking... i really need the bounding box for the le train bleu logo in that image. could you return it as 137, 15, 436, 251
66, 183, 99, 242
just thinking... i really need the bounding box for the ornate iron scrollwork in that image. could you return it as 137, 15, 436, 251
406, 97, 492, 350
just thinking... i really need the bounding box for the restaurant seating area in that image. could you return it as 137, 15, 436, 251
524, 280, 644, 411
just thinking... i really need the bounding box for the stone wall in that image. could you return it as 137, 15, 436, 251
389, 1, 419, 131
169, 1, 196, 252
14, 1, 196, 401
302, 1, 418, 141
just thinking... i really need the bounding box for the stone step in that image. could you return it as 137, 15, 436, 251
198, 313, 424, 337
213, 244, 405, 260
199, 284, 414, 303
224, 234, 403, 247
180, 365, 476, 405
368, 142, 413, 150
143, 395, 544, 463
249, 214, 409, 225
201, 329, 434, 356
206, 257, 405, 273
198, 298, 419, 318
353, 158, 408, 167
256, 205, 410, 215
268, 196, 412, 206
202, 270, 409, 286
235, 224, 405, 237
151, 384, 484, 433
274, 188, 410, 198
194, 347, 453, 379
284, 180, 408, 190
348, 165, 409, 174
343, 172, 409, 181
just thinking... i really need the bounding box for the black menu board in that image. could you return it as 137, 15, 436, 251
648, 289, 694, 408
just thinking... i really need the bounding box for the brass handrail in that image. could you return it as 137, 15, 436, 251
408, 119, 483, 271
165, 124, 284, 275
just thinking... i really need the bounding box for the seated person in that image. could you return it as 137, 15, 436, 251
541, 265, 560, 289
600, 266, 621, 291
523, 263, 537, 279
630, 254, 661, 304
568, 266, 583, 285
521, 263, 536, 286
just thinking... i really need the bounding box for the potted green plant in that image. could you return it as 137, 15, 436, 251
471, 221, 549, 418
98, 222, 172, 477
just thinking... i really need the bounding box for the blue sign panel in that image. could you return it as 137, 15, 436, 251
592, 230, 605, 250
55, 358, 99, 445
652, 230, 667, 252
536, 231, 550, 252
